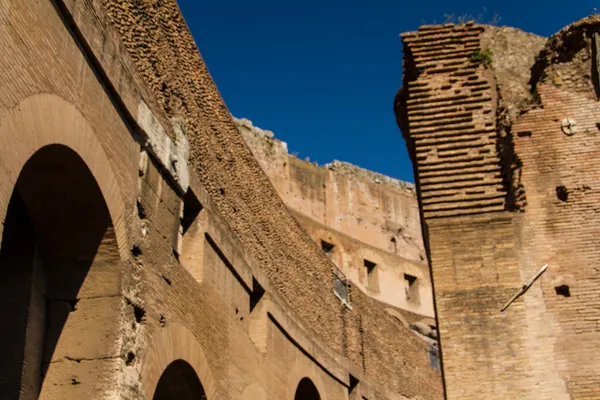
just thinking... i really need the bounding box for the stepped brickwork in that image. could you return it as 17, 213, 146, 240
397, 17, 600, 400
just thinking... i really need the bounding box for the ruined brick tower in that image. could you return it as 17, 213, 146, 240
396, 17, 600, 399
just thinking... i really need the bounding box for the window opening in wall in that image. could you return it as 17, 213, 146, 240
390, 236, 397, 253
181, 189, 202, 235
404, 273, 419, 303
333, 266, 351, 308
321, 240, 335, 254
364, 259, 379, 292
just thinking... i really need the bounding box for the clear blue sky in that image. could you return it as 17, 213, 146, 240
178, 0, 593, 182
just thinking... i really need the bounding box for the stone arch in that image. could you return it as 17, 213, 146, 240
0, 93, 129, 260
286, 364, 328, 400
142, 323, 221, 399
0, 94, 129, 398
152, 359, 207, 400
294, 378, 321, 400
0, 144, 125, 397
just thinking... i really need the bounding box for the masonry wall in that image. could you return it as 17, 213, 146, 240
398, 18, 600, 400
0, 0, 446, 399
0, 1, 444, 399
237, 118, 432, 316
97, 2, 445, 398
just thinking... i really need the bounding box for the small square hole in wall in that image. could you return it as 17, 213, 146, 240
321, 240, 335, 254
364, 259, 379, 292
555, 285, 571, 297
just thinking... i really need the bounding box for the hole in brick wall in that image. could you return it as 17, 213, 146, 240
131, 245, 142, 257
172, 248, 180, 263
181, 189, 202, 235
126, 352, 135, 366
321, 240, 335, 254
517, 131, 533, 137
162, 275, 172, 286
555, 285, 571, 297
219, 188, 225, 196
136, 200, 147, 219
159, 315, 167, 327
556, 186, 569, 202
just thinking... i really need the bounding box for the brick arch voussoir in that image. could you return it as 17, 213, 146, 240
0, 93, 129, 260
141, 323, 222, 399
286, 363, 329, 400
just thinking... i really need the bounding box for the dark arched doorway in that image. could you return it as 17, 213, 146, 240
295, 377, 321, 400
0, 144, 121, 398
152, 360, 207, 400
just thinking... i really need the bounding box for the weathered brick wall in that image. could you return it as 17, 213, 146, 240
237, 117, 433, 316
396, 23, 506, 219
398, 16, 600, 400
511, 17, 600, 396
100, 0, 443, 397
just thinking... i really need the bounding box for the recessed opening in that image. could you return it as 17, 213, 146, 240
348, 374, 359, 395
181, 189, 202, 235
390, 236, 397, 253
555, 285, 571, 297
250, 277, 265, 312
364, 259, 379, 292
556, 186, 569, 202
404, 273, 420, 304
321, 240, 335, 254
517, 131, 532, 137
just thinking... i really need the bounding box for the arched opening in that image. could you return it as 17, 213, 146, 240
0, 144, 121, 398
152, 360, 207, 400
294, 377, 321, 400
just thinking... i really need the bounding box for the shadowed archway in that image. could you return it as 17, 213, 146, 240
152, 360, 207, 400
0, 144, 122, 398
295, 377, 321, 400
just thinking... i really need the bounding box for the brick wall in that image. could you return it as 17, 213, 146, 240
99, 0, 443, 397
398, 17, 600, 400
237, 117, 433, 316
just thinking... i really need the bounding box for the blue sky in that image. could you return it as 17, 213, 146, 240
178, 0, 594, 182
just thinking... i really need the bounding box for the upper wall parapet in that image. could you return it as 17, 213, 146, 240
234, 116, 416, 195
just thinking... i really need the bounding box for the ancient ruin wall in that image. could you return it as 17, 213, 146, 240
236, 117, 433, 316
101, 0, 443, 397
398, 19, 600, 399
236, 117, 424, 263
509, 16, 600, 397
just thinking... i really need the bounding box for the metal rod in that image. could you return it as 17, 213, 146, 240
501, 264, 548, 312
